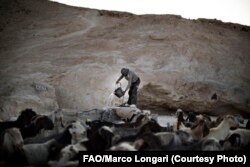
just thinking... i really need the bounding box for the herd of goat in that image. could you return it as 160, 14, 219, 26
0, 108, 250, 167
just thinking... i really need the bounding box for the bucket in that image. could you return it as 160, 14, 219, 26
114, 83, 124, 98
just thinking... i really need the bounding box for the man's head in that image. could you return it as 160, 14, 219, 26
121, 68, 129, 76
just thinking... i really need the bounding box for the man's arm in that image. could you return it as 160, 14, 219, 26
124, 74, 132, 93
116, 75, 123, 84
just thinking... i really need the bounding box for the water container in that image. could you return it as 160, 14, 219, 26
114, 83, 124, 98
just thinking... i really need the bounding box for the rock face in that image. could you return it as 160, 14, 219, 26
0, 74, 58, 120
0, 0, 250, 119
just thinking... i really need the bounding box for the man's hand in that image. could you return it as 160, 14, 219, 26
116, 75, 124, 84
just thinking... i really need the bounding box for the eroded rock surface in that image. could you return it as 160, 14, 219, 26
0, 0, 250, 119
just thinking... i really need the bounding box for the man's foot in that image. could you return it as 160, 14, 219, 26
129, 104, 136, 108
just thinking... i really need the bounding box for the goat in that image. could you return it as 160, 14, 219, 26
0, 121, 19, 133
221, 133, 242, 151
0, 109, 53, 140
25, 119, 87, 144
189, 119, 210, 140
69, 121, 87, 144
113, 106, 141, 122
199, 138, 223, 151
86, 114, 147, 131
0, 108, 37, 132
16, 108, 38, 128
23, 121, 86, 145
180, 137, 223, 151
20, 115, 54, 139
0, 128, 23, 161
21, 139, 58, 166
136, 132, 173, 150
13, 121, 87, 166
34, 109, 66, 141
175, 109, 185, 130
152, 132, 222, 151
204, 115, 239, 141
48, 139, 87, 167
209, 115, 224, 128
178, 117, 209, 140
112, 117, 172, 146
85, 114, 151, 143
136, 130, 196, 151
185, 112, 197, 124
227, 128, 250, 148
83, 126, 114, 151
175, 110, 199, 130
162, 130, 195, 151
153, 132, 174, 146
109, 142, 137, 151
50, 109, 65, 134
48, 121, 88, 161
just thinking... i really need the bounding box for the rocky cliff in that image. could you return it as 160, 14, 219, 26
0, 0, 250, 119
